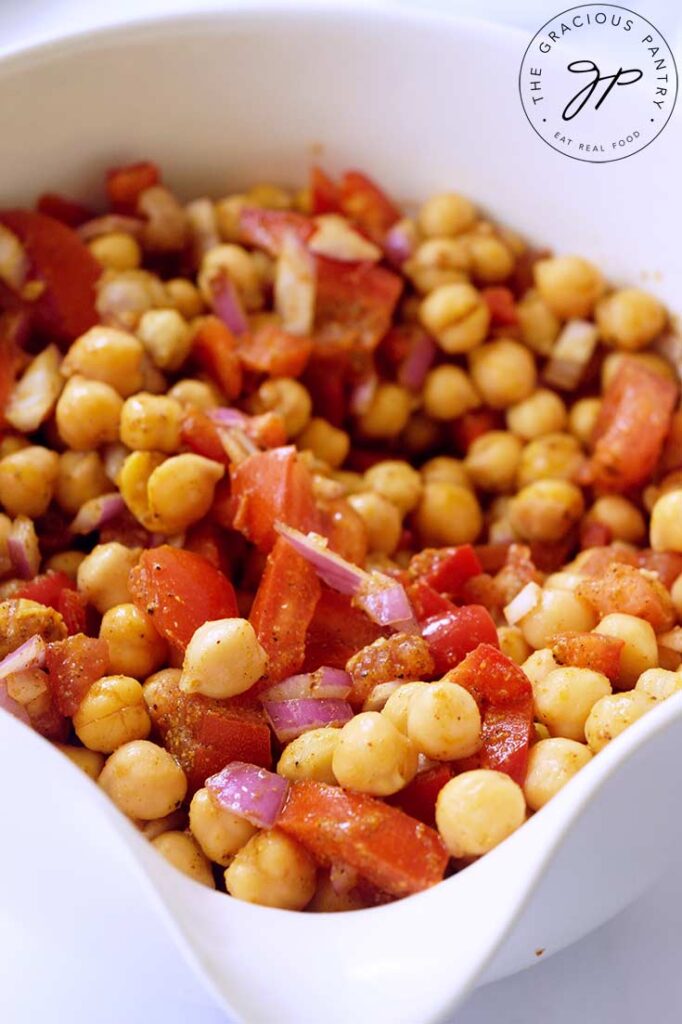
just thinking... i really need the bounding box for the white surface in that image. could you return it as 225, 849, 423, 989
0, 2, 681, 1023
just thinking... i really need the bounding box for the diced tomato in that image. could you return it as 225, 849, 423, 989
238, 207, 314, 256
580, 519, 613, 549
28, 698, 69, 742
99, 508, 152, 549
509, 247, 551, 297
230, 445, 320, 552
0, 210, 100, 343
310, 166, 342, 215
183, 521, 238, 578
586, 359, 677, 492
45, 635, 109, 716
474, 542, 513, 574
346, 633, 435, 704
238, 324, 313, 378
246, 412, 288, 449
550, 631, 623, 681
459, 573, 502, 612
422, 606, 499, 675
659, 410, 682, 474
302, 354, 348, 426
338, 170, 400, 244
576, 562, 675, 633
637, 549, 682, 589
191, 316, 243, 400
181, 409, 229, 464
481, 287, 518, 327
16, 571, 75, 610
407, 580, 457, 621
314, 255, 403, 353
409, 545, 482, 597
36, 193, 94, 228
106, 160, 160, 213
57, 588, 89, 635
129, 546, 239, 651
576, 544, 638, 577
451, 409, 504, 453
249, 537, 321, 688
445, 644, 533, 783
302, 588, 385, 671
278, 780, 448, 897
389, 765, 453, 827
318, 497, 368, 565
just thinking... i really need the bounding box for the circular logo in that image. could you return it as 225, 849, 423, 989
519, 4, 678, 162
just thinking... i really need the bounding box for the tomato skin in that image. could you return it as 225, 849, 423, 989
191, 316, 243, 400
318, 496, 368, 565
421, 606, 499, 675
389, 765, 453, 827
637, 549, 682, 590
451, 409, 504, 453
278, 780, 448, 897
302, 588, 386, 672
587, 359, 677, 492
238, 324, 312, 378
106, 160, 160, 213
15, 571, 86, 634
36, 193, 94, 228
129, 546, 238, 651
576, 562, 675, 633
238, 207, 314, 256
550, 631, 623, 682
249, 537, 321, 688
580, 520, 612, 550
409, 545, 482, 597
407, 580, 456, 621
230, 445, 320, 553
310, 166, 342, 215
313, 255, 403, 353
481, 286, 518, 327
480, 704, 533, 783
339, 170, 400, 244
181, 409, 229, 465
57, 588, 89, 636
45, 635, 109, 716
0, 210, 100, 343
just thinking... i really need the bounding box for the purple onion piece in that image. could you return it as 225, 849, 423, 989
263, 699, 354, 743
206, 762, 289, 829
0, 635, 46, 682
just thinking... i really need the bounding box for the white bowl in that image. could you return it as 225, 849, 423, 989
1, 7, 681, 1023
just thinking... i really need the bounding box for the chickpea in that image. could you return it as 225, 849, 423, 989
414, 481, 482, 546
100, 603, 167, 679
533, 666, 612, 740
74, 675, 151, 752
418, 192, 477, 237
465, 431, 522, 493
497, 626, 532, 665
99, 738, 186, 820
671, 575, 682, 619
45, 550, 86, 579
511, 479, 584, 543
587, 496, 646, 544
520, 590, 596, 650
347, 492, 402, 555
56, 376, 123, 450
522, 648, 559, 687
55, 743, 105, 781
419, 283, 490, 354
167, 378, 221, 411
0, 446, 59, 517
225, 829, 317, 910
199, 244, 262, 311
594, 613, 658, 688
88, 232, 141, 272
62, 327, 144, 398
357, 384, 413, 440
506, 389, 567, 441
422, 365, 480, 421
596, 288, 667, 351
650, 491, 682, 553
468, 339, 536, 409
295, 417, 349, 468
382, 682, 430, 734
332, 712, 418, 796
534, 255, 605, 319
180, 618, 267, 699
308, 873, 364, 913
517, 433, 584, 488
145, 453, 224, 533
436, 770, 526, 858
516, 290, 561, 355
55, 450, 110, 515
152, 832, 214, 887
120, 393, 184, 453
277, 727, 341, 785
420, 456, 472, 490
246, 183, 292, 209
364, 460, 423, 515
189, 788, 257, 865
468, 235, 515, 283
406, 681, 481, 761
636, 667, 682, 702
569, 397, 602, 447
255, 378, 312, 438
137, 308, 193, 371
405, 237, 470, 293
523, 738, 592, 810
77, 542, 141, 614
215, 194, 247, 242
584, 691, 655, 753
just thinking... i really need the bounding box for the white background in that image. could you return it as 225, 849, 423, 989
1, 2, 681, 1022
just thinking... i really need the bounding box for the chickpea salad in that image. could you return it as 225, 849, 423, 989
0, 162, 680, 911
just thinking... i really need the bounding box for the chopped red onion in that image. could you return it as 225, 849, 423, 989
77, 215, 144, 241
274, 232, 315, 336
4, 344, 64, 433
309, 215, 382, 263
8, 517, 40, 579
349, 371, 378, 416
0, 223, 29, 292
355, 573, 419, 633
217, 426, 259, 464
397, 331, 436, 391
263, 698, 353, 743
329, 862, 359, 896
362, 681, 402, 712
0, 635, 46, 682
206, 761, 289, 829
260, 666, 352, 702
504, 581, 543, 625
0, 682, 31, 724
544, 320, 599, 391
185, 198, 221, 262
71, 493, 126, 535
208, 407, 249, 428
383, 218, 418, 268
207, 269, 249, 335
